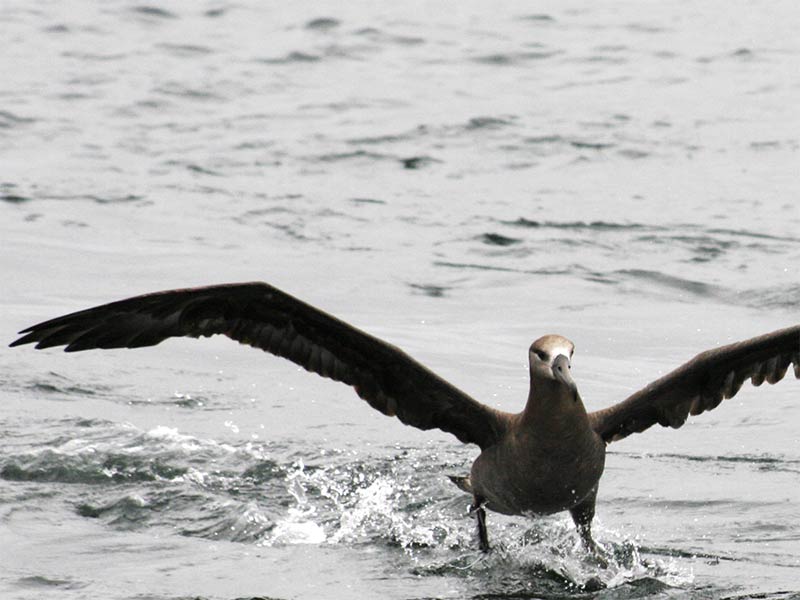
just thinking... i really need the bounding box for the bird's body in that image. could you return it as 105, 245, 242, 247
9, 281, 800, 557
470, 345, 606, 518
470, 407, 605, 518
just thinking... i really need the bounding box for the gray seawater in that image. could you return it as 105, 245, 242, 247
2, 1, 800, 598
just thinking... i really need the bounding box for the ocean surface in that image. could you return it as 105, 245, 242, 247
2, 1, 799, 599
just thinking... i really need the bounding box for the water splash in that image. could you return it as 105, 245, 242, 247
265, 461, 326, 545
254, 455, 693, 590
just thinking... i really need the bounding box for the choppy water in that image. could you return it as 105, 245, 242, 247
2, 1, 800, 599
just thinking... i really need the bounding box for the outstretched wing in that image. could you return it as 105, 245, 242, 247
11, 282, 508, 449
589, 326, 800, 443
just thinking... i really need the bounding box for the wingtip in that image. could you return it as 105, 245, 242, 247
9, 333, 34, 348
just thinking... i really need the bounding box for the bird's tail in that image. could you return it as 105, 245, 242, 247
448, 474, 473, 494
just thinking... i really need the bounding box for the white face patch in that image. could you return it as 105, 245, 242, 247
548, 345, 573, 364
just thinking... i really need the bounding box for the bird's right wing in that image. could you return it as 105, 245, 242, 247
589, 326, 800, 443
11, 282, 509, 449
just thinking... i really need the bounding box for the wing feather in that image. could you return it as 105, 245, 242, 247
589, 326, 800, 443
11, 282, 507, 449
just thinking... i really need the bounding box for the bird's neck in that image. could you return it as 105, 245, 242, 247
521, 377, 591, 435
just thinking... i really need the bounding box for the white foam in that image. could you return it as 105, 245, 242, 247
269, 511, 327, 545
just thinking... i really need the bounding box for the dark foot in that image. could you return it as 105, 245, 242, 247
469, 500, 489, 552
575, 525, 609, 568
581, 535, 609, 569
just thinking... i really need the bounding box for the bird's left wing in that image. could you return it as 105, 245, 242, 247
589, 326, 800, 443
11, 282, 508, 449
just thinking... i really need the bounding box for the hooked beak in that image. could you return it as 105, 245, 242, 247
551, 354, 576, 391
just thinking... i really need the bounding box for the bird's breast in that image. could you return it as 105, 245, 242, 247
469, 427, 605, 516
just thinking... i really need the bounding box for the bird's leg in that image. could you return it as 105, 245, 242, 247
469, 496, 490, 552
569, 486, 608, 567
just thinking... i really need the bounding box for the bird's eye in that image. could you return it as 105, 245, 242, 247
533, 349, 548, 361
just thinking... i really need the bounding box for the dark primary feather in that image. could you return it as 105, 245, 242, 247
11, 282, 507, 449
589, 326, 800, 443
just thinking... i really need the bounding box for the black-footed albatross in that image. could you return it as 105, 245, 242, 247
10, 282, 800, 557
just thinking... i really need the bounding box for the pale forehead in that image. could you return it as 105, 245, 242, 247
530, 334, 574, 355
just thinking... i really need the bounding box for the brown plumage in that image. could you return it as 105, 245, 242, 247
10, 281, 800, 556
589, 326, 800, 442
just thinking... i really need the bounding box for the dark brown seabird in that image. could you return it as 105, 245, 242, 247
10, 282, 800, 557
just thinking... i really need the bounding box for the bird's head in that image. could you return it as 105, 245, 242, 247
528, 334, 577, 393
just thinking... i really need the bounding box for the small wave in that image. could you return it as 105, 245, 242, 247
61, 51, 127, 62
313, 149, 393, 163
153, 83, 222, 101
73, 481, 279, 541
625, 22, 668, 34
524, 134, 563, 145
346, 116, 512, 149
92, 193, 145, 204
635, 233, 739, 262
0, 423, 243, 486
157, 43, 213, 56
186, 163, 223, 176
28, 381, 98, 397
627, 451, 800, 468
14, 576, 87, 591
180, 500, 276, 542
78, 493, 153, 523
465, 116, 514, 130
738, 283, 800, 310
131, 6, 177, 19
22, 372, 119, 400
618, 148, 650, 159
1, 192, 30, 203
1, 447, 189, 485
519, 14, 556, 23
570, 140, 615, 150
305, 17, 340, 31
501, 218, 658, 232
408, 283, 451, 298
434, 260, 571, 276
0, 110, 36, 129
479, 232, 523, 246
706, 227, 800, 243
127, 391, 214, 409
43, 24, 70, 33
401, 155, 439, 169
350, 197, 385, 205
353, 27, 425, 46
35, 192, 145, 204
749, 140, 784, 151
259, 51, 322, 65
347, 131, 417, 145
472, 50, 559, 65
616, 269, 722, 298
